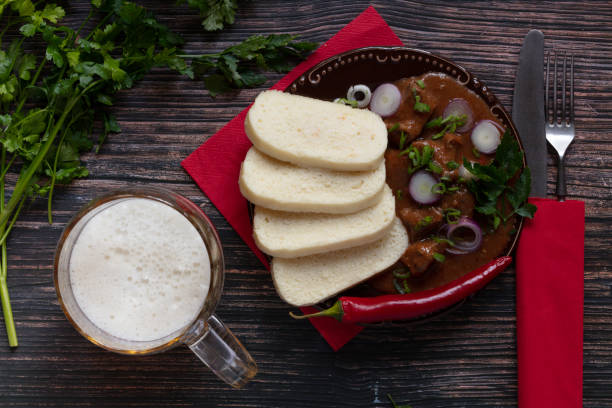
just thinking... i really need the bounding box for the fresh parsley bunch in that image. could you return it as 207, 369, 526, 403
0, 0, 316, 347
463, 130, 537, 229
0, 0, 194, 347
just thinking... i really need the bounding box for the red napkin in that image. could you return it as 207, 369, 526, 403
182, 6, 402, 351
517, 198, 584, 408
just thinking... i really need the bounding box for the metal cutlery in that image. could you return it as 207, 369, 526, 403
545, 52, 575, 201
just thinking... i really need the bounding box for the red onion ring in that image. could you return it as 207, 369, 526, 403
370, 83, 401, 117
408, 170, 441, 205
445, 216, 482, 254
471, 120, 505, 154
443, 98, 474, 133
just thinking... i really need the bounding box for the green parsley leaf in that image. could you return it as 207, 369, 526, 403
464, 131, 537, 227
416, 79, 425, 89
515, 203, 537, 218
177, 0, 238, 31
19, 23, 36, 37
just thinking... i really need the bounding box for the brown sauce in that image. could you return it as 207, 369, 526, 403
368, 73, 517, 294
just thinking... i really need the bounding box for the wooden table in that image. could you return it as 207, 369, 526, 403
1, 1, 610, 407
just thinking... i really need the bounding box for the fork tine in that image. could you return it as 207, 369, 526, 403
553, 52, 558, 124
562, 53, 567, 124
545, 52, 550, 123
570, 54, 574, 123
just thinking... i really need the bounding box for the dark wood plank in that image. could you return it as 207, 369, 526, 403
0, 1, 611, 407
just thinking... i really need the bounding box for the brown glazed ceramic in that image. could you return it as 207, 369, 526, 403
281, 47, 524, 325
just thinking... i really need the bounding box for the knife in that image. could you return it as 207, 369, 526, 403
512, 29, 547, 197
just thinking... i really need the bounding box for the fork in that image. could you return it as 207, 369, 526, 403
545, 52, 575, 201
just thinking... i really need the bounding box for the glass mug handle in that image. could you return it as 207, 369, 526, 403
185, 314, 257, 388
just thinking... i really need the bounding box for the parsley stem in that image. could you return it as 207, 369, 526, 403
15, 57, 46, 116
0, 155, 16, 182
75, 8, 95, 39
84, 12, 113, 41
177, 53, 222, 59
0, 79, 103, 229
0, 146, 17, 347
0, 196, 26, 248
47, 109, 87, 224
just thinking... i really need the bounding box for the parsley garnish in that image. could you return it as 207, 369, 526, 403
463, 130, 537, 228
426, 114, 467, 139
412, 88, 430, 113
416, 79, 425, 89
395, 189, 403, 200
472, 147, 481, 158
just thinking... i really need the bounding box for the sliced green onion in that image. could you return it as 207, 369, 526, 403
433, 252, 446, 263
393, 278, 406, 294
431, 183, 446, 194
392, 268, 411, 279
445, 208, 461, 224
447, 160, 459, 170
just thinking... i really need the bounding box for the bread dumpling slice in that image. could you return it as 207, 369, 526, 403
244, 90, 387, 171
239, 147, 385, 214
271, 217, 409, 307
254, 185, 395, 258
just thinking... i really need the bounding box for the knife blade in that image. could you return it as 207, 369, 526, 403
512, 29, 547, 197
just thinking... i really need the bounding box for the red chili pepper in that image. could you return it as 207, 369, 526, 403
290, 256, 512, 324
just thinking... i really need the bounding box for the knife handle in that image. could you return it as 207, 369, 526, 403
557, 157, 566, 200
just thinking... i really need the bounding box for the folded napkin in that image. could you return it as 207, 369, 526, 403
517, 198, 584, 407
182, 6, 402, 351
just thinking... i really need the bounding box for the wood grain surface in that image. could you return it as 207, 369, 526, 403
1, 1, 611, 407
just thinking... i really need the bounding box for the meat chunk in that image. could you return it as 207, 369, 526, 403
385, 77, 438, 145
409, 137, 467, 178
399, 206, 443, 241
439, 188, 475, 219
400, 239, 448, 277
384, 149, 411, 192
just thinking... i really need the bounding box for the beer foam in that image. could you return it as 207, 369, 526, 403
69, 198, 211, 342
